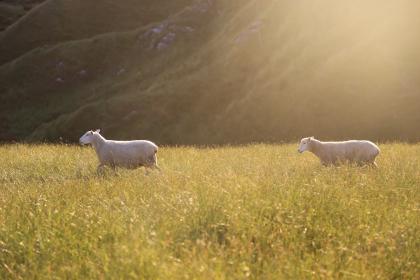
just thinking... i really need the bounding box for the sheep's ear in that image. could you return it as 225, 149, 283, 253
95, 129, 101, 133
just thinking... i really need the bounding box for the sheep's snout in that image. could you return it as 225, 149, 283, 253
79, 139, 88, 145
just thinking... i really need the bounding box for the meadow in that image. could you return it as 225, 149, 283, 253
0, 143, 418, 279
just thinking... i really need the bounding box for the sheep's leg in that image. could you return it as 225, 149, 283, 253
97, 164, 105, 175
144, 154, 161, 172
144, 166, 151, 176
150, 163, 161, 171
154, 165, 161, 172
321, 160, 331, 167
143, 164, 160, 175
356, 161, 365, 167
151, 154, 160, 171
153, 154, 162, 171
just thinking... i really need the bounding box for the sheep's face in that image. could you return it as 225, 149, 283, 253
79, 130, 95, 145
298, 137, 313, 153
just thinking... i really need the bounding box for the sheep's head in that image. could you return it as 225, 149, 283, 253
298, 136, 314, 153
79, 129, 100, 145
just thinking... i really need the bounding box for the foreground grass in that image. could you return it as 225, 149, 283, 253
0, 144, 419, 279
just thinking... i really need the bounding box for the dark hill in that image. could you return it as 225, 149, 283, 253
1, 0, 420, 144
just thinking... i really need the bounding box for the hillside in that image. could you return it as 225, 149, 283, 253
0, 0, 420, 144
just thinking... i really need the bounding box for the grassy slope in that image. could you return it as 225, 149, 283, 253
0, 144, 418, 279
0, 0, 420, 143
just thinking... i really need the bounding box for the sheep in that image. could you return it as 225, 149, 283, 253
79, 129, 160, 172
298, 137, 380, 166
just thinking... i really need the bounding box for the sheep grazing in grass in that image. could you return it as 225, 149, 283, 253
298, 137, 380, 166
79, 129, 160, 172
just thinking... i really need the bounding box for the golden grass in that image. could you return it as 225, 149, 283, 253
0, 144, 419, 279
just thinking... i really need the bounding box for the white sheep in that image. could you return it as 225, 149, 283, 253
79, 129, 160, 172
298, 137, 380, 166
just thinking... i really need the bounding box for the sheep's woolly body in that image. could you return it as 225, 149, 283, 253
80, 130, 159, 170
300, 137, 380, 166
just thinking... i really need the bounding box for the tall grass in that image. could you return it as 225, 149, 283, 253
0, 144, 419, 279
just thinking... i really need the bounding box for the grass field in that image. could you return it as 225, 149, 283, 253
0, 143, 419, 279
